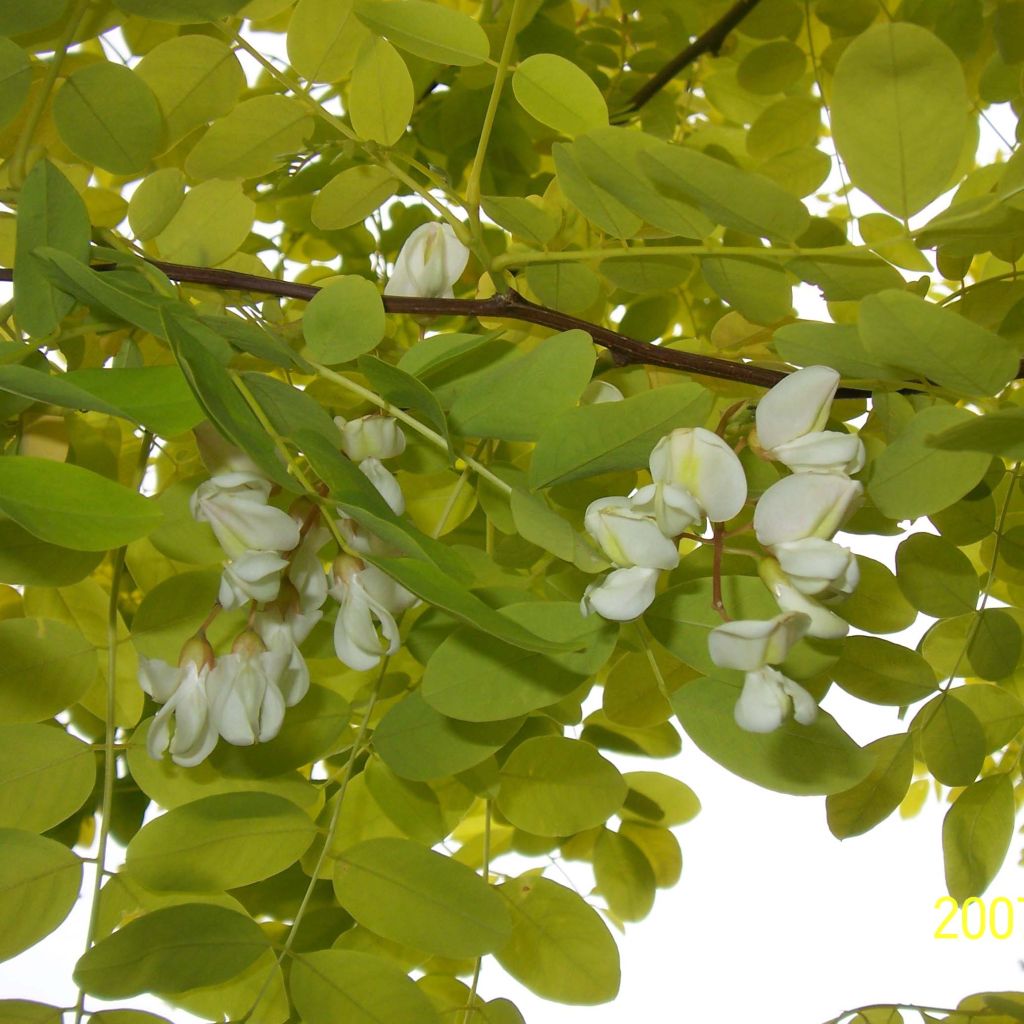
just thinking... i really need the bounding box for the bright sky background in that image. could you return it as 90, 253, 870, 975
2, 25, 1022, 1024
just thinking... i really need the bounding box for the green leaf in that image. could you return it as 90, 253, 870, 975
112, 0, 249, 21
497, 736, 626, 837
919, 692, 986, 787
450, 330, 594, 441
860, 289, 1019, 397
952, 684, 1024, 753
830, 636, 938, 706
125, 792, 318, 891
737, 39, 806, 94
926, 407, 1024, 460
639, 142, 810, 241
896, 532, 979, 617
422, 603, 613, 722
512, 54, 608, 137
153, 179, 253, 267
311, 165, 399, 231
14, 160, 90, 339
839, 556, 917, 635
619, 771, 700, 827
0, 614, 96, 720
333, 837, 511, 957
355, 0, 489, 66
303, 276, 385, 365
495, 875, 620, 1005
53, 62, 163, 175
290, 950, 441, 1024
0, 456, 161, 551
0, 1001, 64, 1024
552, 142, 641, 239
0, 0, 67, 35
571, 128, 714, 239
63, 366, 205, 437
773, 321, 904, 380
0, 518, 102, 586
529, 382, 712, 488
373, 688, 523, 781
831, 23, 967, 218
135, 35, 244, 147
0, 724, 95, 832
868, 406, 993, 520
592, 829, 656, 922
0, 829, 81, 962
525, 262, 601, 314
700, 255, 793, 325
184, 95, 314, 180
288, 0, 369, 83
826, 733, 914, 839
0, 38, 31, 129
943, 774, 1015, 901
358, 354, 450, 451
73, 903, 270, 998
480, 197, 559, 246
362, 757, 446, 844
349, 37, 412, 147
671, 674, 871, 796
0, 364, 130, 420
968, 607, 1021, 681
786, 251, 906, 301
240, 372, 342, 451
128, 169, 185, 241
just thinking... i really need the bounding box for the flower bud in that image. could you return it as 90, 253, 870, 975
584, 496, 680, 570
772, 538, 859, 597
581, 566, 660, 621
707, 612, 809, 672
755, 365, 839, 452
734, 666, 818, 733
384, 222, 470, 299
753, 473, 863, 547
335, 415, 406, 462
648, 427, 747, 524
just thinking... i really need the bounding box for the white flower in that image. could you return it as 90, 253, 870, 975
756, 365, 839, 452
191, 471, 300, 558
384, 222, 470, 299
584, 496, 680, 570
760, 558, 849, 639
335, 415, 406, 462
580, 380, 624, 404
359, 457, 405, 515
648, 427, 747, 524
255, 608, 315, 708
629, 482, 702, 538
139, 639, 219, 768
770, 430, 865, 476
707, 612, 809, 672
753, 473, 863, 547
734, 666, 818, 733
329, 556, 416, 671
581, 566, 660, 621
772, 538, 859, 597
288, 524, 331, 617
206, 632, 289, 746
218, 550, 290, 610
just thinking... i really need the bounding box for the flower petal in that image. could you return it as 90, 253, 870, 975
755, 365, 839, 451
753, 473, 863, 546
581, 566, 660, 621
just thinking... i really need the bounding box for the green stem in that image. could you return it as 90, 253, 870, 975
73, 430, 153, 1024
245, 659, 388, 1018
490, 244, 863, 271
307, 359, 513, 497
466, 0, 524, 216
461, 800, 492, 1024
9, 0, 92, 187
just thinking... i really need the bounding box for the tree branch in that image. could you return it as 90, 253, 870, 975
620, 0, 765, 116
0, 258, 870, 396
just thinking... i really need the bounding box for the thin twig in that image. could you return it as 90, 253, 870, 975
619, 0, 765, 116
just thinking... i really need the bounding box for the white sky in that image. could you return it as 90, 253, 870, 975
2, 23, 1021, 1024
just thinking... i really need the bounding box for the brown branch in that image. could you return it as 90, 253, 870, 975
0, 258, 872, 395
620, 0, 765, 115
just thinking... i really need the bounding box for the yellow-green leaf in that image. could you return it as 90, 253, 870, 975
348, 37, 412, 147
512, 54, 608, 137
943, 774, 1014, 901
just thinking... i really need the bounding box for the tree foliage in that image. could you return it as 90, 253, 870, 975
0, 0, 1022, 1021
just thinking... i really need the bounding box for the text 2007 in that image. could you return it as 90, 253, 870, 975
934, 896, 1020, 939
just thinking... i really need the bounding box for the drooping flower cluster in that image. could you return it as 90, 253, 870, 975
582, 365, 865, 734
581, 427, 747, 620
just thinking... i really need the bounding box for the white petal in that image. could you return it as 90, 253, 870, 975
648, 427, 747, 523
782, 676, 819, 725
219, 550, 289, 610
582, 566, 660, 621
734, 668, 789, 733
137, 657, 182, 703
581, 380, 624, 404
755, 365, 839, 451
773, 538, 856, 596
359, 458, 405, 515
192, 477, 300, 557
630, 482, 702, 538
336, 415, 406, 461
754, 473, 863, 546
761, 559, 849, 639
584, 496, 679, 570
771, 431, 865, 475
707, 612, 809, 671
288, 525, 330, 615
384, 223, 469, 298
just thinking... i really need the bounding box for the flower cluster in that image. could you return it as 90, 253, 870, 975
582, 366, 865, 734
140, 414, 417, 767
